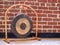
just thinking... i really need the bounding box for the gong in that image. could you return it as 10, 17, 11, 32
11, 14, 32, 38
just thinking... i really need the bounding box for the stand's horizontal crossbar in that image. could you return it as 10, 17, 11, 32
0, 37, 38, 41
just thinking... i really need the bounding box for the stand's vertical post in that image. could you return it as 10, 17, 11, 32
4, 6, 10, 43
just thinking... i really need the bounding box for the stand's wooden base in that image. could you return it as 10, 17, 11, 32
4, 39, 10, 44
1, 38, 60, 43
3, 37, 41, 43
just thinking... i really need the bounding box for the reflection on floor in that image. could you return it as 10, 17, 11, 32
0, 39, 60, 45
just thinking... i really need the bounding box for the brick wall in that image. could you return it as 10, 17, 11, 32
0, 0, 60, 33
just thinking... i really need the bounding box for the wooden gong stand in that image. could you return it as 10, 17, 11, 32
4, 4, 40, 43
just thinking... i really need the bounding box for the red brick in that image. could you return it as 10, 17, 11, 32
0, 1, 3, 4
38, 14, 47, 17
10, 2, 14, 5
1, 17, 4, 20
0, 5, 3, 8
2, 9, 6, 12
59, 7, 60, 10
3, 21, 12, 24
58, 22, 60, 25
43, 10, 52, 14
9, 17, 13, 20
0, 13, 4, 16
0, 29, 3, 32
41, 3, 45, 6
0, 22, 2, 24
53, 26, 60, 28
4, 1, 9, 4
51, 3, 56, 6
43, 26, 52, 28
2, 21, 5, 24
33, 25, 36, 28
21, 9, 26, 13
46, 3, 56, 7
33, 30, 42, 33
7, 13, 14, 16
58, 30, 60, 33
43, 18, 52, 21
6, 25, 10, 28
58, 0, 60, 3
48, 30, 52, 33
26, 10, 33, 13
35, 2, 39, 6
32, 22, 36, 24
27, 0, 36, 1
9, 9, 19, 12
57, 3, 60, 6
31, 6, 37, 9
14, 0, 21, 1
38, 7, 48, 10
33, 25, 42, 28
48, 22, 57, 25
42, 30, 47, 33
53, 18, 60, 21
32, 17, 36, 21
7, 30, 12, 32
48, 0, 57, 3
38, 25, 42, 28
15, 1, 20, 4
0, 25, 5, 28
28, 14, 36, 16
4, 5, 10, 8
25, 2, 34, 5
46, 3, 51, 6
48, 14, 57, 17
38, 18, 41, 21
7, 21, 12, 24
53, 11, 60, 14
38, 22, 47, 24
35, 10, 42, 13
20, 1, 24, 4
49, 7, 57, 10
53, 30, 56, 33
38, 0, 47, 2
0, 9, 4, 12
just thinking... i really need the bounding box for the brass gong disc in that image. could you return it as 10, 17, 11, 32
11, 14, 32, 38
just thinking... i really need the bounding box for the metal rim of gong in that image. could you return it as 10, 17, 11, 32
11, 14, 32, 38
